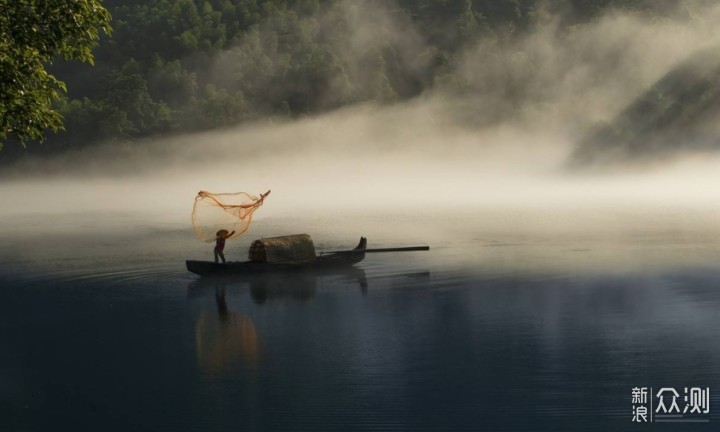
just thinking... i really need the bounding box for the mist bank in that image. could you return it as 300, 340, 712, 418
3, 0, 720, 167
571, 45, 720, 167
3, 2, 720, 221
2, 97, 720, 220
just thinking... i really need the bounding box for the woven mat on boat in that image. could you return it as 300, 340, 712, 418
248, 234, 317, 263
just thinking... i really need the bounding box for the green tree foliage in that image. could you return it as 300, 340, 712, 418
0, 0, 685, 158
0, 0, 111, 148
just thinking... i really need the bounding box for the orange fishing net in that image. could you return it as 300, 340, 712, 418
192, 190, 270, 242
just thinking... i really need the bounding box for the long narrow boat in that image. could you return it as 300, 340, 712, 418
186, 236, 368, 277
186, 235, 429, 277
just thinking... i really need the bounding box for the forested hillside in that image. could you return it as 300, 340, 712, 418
0, 0, 689, 159
570, 45, 720, 166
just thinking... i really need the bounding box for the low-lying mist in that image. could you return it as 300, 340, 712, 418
3, 2, 720, 229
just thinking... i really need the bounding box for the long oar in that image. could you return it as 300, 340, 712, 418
321, 246, 429, 255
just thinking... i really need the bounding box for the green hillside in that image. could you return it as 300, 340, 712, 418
570, 46, 720, 167
0, 0, 690, 161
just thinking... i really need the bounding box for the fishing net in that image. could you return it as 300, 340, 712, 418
192, 190, 270, 242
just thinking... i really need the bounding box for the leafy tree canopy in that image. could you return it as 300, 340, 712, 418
0, 0, 111, 148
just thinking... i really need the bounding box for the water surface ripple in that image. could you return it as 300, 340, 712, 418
1, 212, 719, 431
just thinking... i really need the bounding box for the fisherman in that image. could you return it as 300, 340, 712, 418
214, 229, 235, 264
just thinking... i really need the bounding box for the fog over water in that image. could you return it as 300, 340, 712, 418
3, 3, 720, 271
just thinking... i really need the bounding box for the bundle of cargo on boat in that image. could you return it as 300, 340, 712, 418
248, 234, 317, 263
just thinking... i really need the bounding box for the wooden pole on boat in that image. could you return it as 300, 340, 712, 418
322, 246, 429, 255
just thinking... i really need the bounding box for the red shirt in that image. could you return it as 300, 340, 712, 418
215, 237, 226, 252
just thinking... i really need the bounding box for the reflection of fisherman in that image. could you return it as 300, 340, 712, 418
215, 287, 229, 322
214, 229, 235, 263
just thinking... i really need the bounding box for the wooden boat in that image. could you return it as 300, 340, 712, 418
187, 235, 366, 277
186, 235, 428, 277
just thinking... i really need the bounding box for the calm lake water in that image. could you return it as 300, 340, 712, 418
1, 208, 720, 431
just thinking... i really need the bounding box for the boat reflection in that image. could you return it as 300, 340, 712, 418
189, 268, 430, 377
187, 266, 369, 304
194, 285, 260, 376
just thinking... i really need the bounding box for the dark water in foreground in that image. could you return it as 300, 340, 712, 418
2, 210, 720, 431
